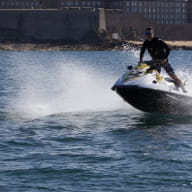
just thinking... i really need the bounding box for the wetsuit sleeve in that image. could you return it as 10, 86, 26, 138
140, 41, 147, 61
159, 40, 170, 59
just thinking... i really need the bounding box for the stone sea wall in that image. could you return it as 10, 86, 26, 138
0, 9, 191, 43
0, 9, 99, 42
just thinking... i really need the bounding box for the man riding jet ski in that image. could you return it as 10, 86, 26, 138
112, 27, 190, 114
140, 27, 187, 92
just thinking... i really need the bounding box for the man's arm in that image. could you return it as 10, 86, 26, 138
159, 40, 170, 59
140, 41, 147, 62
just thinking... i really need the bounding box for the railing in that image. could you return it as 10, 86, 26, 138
0, 0, 121, 10
0, 0, 42, 9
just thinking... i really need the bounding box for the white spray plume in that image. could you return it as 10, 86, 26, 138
11, 55, 132, 118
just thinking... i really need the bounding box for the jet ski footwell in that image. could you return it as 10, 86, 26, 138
116, 85, 192, 114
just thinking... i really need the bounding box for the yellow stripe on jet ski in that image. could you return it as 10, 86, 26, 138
135, 63, 150, 70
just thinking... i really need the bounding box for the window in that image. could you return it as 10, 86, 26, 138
66, 1, 73, 6
10, 1, 14, 7
92, 1, 95, 7
82, 1, 85, 6
87, 2, 90, 7
2, 1, 5, 7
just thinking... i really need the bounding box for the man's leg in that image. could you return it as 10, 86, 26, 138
164, 63, 187, 92
145, 60, 161, 73
168, 73, 187, 92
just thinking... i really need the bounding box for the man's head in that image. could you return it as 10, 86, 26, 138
145, 27, 154, 41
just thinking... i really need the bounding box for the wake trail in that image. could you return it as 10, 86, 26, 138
9, 54, 134, 118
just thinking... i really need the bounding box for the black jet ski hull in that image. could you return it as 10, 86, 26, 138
115, 85, 192, 114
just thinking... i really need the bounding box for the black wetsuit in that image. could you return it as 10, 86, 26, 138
140, 37, 174, 74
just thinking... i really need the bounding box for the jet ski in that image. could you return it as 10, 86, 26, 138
112, 62, 192, 114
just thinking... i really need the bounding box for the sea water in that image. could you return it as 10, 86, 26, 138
1, 50, 192, 192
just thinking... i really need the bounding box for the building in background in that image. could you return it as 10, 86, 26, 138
0, 0, 191, 42
0, 0, 190, 24
187, 0, 192, 23
123, 0, 189, 24
59, 0, 192, 24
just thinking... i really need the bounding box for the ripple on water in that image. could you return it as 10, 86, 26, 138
1, 51, 192, 191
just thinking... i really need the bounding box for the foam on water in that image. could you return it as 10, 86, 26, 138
9, 52, 135, 118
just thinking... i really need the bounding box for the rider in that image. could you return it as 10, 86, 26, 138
139, 27, 187, 92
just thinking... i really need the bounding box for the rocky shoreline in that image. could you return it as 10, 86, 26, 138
0, 41, 192, 51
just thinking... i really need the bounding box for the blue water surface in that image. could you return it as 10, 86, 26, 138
1, 51, 192, 192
